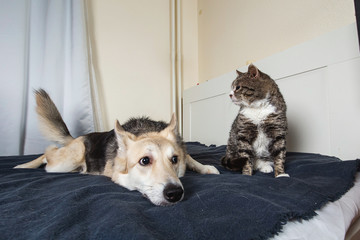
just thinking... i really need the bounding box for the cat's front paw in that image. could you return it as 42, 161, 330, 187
200, 165, 220, 174
276, 173, 290, 178
259, 165, 273, 173
256, 159, 274, 173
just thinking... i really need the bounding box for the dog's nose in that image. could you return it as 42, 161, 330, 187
163, 184, 184, 203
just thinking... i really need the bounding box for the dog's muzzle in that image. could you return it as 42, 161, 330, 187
163, 183, 184, 203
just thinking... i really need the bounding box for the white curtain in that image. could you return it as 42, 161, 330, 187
0, 0, 102, 155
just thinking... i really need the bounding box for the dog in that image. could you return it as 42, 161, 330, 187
15, 89, 219, 206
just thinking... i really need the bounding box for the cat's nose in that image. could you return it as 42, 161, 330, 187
229, 94, 233, 99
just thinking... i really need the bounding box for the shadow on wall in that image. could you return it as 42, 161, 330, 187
286, 119, 301, 153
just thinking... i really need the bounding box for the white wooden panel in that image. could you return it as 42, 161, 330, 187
183, 71, 236, 104
327, 58, 360, 160
186, 94, 237, 146
277, 68, 331, 154
183, 71, 238, 145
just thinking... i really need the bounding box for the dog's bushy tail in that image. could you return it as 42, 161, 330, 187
35, 89, 74, 146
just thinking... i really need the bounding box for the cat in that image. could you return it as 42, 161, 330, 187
221, 64, 289, 177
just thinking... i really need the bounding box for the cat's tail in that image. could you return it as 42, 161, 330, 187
35, 89, 74, 146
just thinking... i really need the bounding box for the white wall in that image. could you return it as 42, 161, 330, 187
197, 0, 356, 84
181, 0, 199, 90
88, 0, 173, 129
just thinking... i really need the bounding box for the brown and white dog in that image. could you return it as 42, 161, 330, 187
15, 89, 219, 206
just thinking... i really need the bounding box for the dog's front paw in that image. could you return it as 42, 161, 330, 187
13, 164, 24, 169
201, 165, 220, 174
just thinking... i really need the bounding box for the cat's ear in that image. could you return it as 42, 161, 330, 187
248, 64, 260, 79
236, 70, 243, 76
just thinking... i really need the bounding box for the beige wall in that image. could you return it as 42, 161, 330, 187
181, 0, 199, 90
197, 0, 356, 83
88, 0, 172, 130
87, 0, 356, 129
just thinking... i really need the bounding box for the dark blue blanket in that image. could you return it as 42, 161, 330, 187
0, 142, 359, 240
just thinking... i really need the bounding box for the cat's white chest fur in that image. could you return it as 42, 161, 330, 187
253, 130, 271, 158
253, 131, 274, 174
241, 98, 275, 172
240, 98, 276, 125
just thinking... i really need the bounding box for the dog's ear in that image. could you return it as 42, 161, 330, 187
114, 120, 135, 157
160, 113, 177, 142
168, 112, 177, 131
114, 120, 137, 174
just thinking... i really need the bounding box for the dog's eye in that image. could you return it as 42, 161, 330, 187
139, 157, 151, 166
171, 156, 178, 164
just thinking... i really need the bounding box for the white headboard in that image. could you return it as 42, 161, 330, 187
183, 23, 360, 160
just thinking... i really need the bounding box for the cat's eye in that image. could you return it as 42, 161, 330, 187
139, 157, 151, 166
235, 86, 240, 91
171, 156, 178, 164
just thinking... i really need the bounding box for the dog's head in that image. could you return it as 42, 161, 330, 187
111, 114, 186, 206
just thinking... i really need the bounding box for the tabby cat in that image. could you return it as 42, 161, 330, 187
221, 64, 289, 177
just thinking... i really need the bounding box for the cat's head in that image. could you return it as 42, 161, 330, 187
229, 64, 275, 107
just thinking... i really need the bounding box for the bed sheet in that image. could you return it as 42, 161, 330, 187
273, 174, 360, 240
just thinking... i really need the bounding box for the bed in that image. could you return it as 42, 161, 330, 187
0, 143, 359, 240
1, 24, 360, 240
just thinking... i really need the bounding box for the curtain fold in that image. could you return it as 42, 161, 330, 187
355, 0, 360, 48
0, 0, 101, 155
